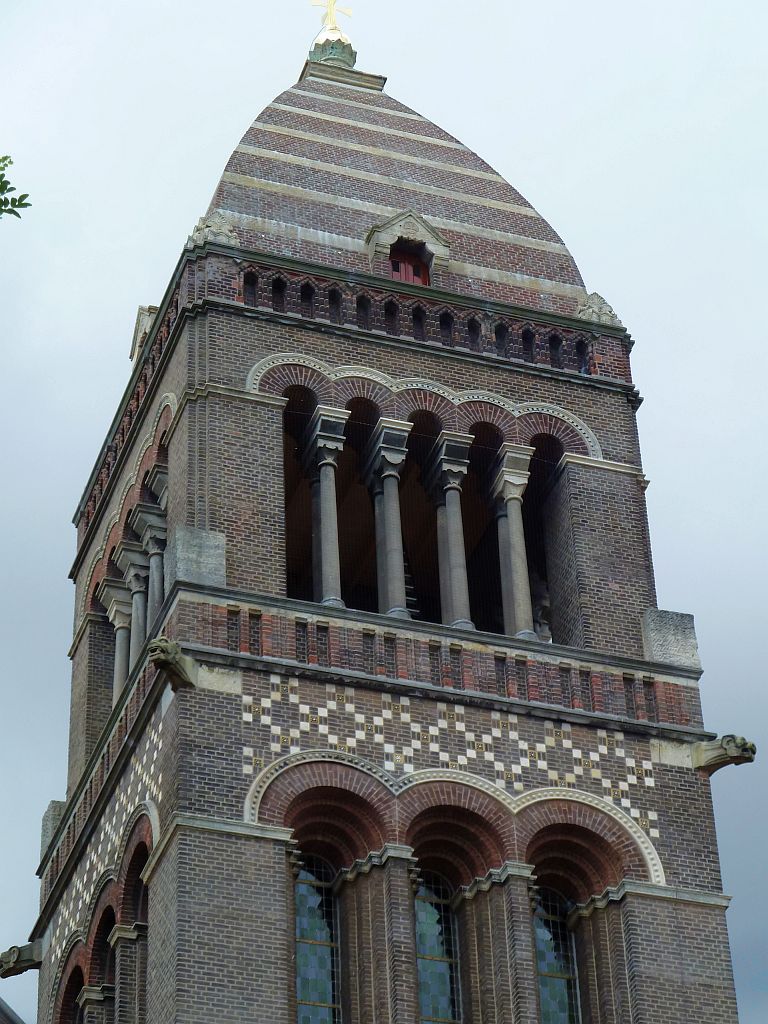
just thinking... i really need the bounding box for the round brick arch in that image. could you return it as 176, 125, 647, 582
248, 755, 662, 887
257, 757, 394, 865
514, 795, 653, 896
456, 400, 517, 441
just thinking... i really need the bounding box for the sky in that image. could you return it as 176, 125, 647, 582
1, 0, 766, 1020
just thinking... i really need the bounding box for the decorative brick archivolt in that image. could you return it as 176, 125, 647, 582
247, 354, 603, 458
79, 398, 176, 625
245, 751, 664, 886
48, 939, 88, 1024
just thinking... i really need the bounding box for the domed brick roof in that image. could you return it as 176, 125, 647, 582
205, 62, 588, 316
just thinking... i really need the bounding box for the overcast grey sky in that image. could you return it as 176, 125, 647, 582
1, 0, 766, 1020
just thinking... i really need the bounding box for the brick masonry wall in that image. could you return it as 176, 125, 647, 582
67, 615, 115, 796
620, 894, 739, 1023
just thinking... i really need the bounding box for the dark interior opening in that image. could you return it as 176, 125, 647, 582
400, 411, 442, 624
523, 434, 564, 641
464, 423, 504, 633
284, 386, 318, 601
243, 272, 257, 307
337, 398, 379, 612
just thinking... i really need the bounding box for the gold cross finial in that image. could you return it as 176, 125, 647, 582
311, 0, 352, 33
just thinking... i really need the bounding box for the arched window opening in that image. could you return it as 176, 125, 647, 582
466, 318, 481, 352
412, 305, 427, 342
575, 338, 589, 375
272, 277, 287, 313
300, 283, 316, 319
243, 271, 257, 308
356, 295, 372, 331
494, 323, 509, 357
522, 327, 535, 363
390, 245, 430, 286
284, 386, 320, 602
400, 411, 443, 624
415, 872, 461, 1024
384, 299, 400, 336
464, 423, 504, 634
91, 907, 117, 987
328, 288, 343, 325
523, 434, 564, 643
337, 398, 379, 613
59, 967, 85, 1024
439, 312, 454, 347
533, 889, 581, 1024
549, 334, 564, 369
295, 855, 341, 1024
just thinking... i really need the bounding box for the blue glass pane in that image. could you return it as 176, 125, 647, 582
534, 889, 580, 1024
295, 883, 334, 942
298, 1006, 334, 1024
295, 857, 339, 1023
415, 873, 460, 1023
417, 957, 457, 1020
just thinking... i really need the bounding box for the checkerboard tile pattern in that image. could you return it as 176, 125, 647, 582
242, 675, 659, 837
48, 711, 164, 962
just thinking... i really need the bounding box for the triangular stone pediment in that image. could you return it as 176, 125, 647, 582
365, 209, 449, 254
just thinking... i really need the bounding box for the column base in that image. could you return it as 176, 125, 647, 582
386, 606, 412, 619
451, 618, 475, 630
514, 629, 538, 641
321, 597, 346, 608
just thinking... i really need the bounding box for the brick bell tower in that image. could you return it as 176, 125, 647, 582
2, 12, 757, 1024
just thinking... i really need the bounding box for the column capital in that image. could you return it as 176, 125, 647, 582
146, 463, 169, 511
128, 503, 168, 554
301, 405, 350, 474
108, 922, 148, 947
96, 578, 133, 629
114, 539, 150, 578
77, 984, 115, 1008
363, 417, 412, 486
424, 430, 474, 499
490, 443, 536, 504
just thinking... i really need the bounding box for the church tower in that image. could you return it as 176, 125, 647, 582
2, 14, 756, 1024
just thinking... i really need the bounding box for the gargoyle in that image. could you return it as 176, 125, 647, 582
148, 637, 197, 692
0, 940, 43, 979
692, 735, 757, 776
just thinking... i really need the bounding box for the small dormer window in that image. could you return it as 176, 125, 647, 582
390, 249, 430, 286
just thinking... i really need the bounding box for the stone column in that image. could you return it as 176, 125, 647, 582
129, 505, 168, 630
145, 535, 166, 627
490, 444, 536, 638
302, 406, 350, 607
426, 432, 474, 629
364, 419, 412, 618
127, 570, 149, 669
97, 579, 133, 704
435, 498, 453, 625
116, 541, 151, 669
77, 985, 115, 1024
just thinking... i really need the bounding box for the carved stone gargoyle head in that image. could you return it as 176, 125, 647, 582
692, 735, 757, 776
148, 637, 197, 692
0, 940, 43, 979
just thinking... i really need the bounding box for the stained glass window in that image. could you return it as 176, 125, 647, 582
295, 856, 341, 1024
415, 872, 461, 1024
534, 889, 581, 1024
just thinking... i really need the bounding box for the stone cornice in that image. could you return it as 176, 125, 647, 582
567, 880, 732, 926
142, 814, 294, 884
210, 242, 630, 339
192, 296, 639, 398
171, 582, 705, 686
